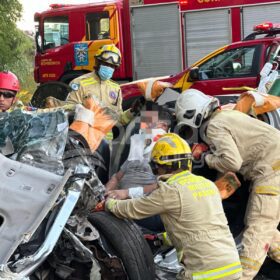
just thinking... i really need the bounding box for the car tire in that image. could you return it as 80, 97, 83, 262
88, 211, 155, 280
259, 109, 280, 130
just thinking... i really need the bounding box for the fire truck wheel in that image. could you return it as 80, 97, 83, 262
88, 211, 155, 280
60, 70, 89, 84
31, 81, 72, 108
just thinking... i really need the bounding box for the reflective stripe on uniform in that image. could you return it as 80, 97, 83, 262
272, 160, 280, 171
192, 262, 242, 280
269, 246, 280, 257
240, 256, 262, 271
80, 78, 98, 86
167, 171, 191, 185
106, 80, 120, 89
255, 185, 280, 195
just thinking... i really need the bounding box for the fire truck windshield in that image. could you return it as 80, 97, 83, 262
43, 16, 69, 50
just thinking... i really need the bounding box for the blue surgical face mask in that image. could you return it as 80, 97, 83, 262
98, 65, 115, 80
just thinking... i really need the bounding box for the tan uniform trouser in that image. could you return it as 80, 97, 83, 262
240, 173, 280, 280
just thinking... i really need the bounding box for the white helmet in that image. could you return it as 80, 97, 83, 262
175, 89, 219, 128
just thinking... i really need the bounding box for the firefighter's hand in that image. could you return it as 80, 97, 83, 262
106, 189, 129, 200
105, 198, 118, 212
214, 172, 241, 200
45, 96, 56, 108
130, 96, 145, 116
192, 143, 209, 160
93, 200, 106, 212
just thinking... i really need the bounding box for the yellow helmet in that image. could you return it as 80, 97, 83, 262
151, 133, 192, 171
95, 44, 122, 67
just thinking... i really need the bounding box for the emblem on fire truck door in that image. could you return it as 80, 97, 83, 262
74, 43, 89, 66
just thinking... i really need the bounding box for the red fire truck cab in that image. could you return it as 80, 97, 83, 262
34, 1, 133, 84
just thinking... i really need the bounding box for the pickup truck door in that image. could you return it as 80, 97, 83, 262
190, 44, 262, 95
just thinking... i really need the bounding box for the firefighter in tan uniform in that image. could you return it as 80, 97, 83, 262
105, 133, 242, 280
46, 44, 142, 125
176, 89, 280, 280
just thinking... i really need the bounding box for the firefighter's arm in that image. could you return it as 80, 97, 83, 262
45, 83, 84, 109
106, 186, 167, 220
64, 86, 84, 105
115, 88, 134, 125
119, 109, 134, 125
205, 122, 243, 173
106, 183, 158, 200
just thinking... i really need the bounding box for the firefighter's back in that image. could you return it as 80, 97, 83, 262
162, 171, 242, 280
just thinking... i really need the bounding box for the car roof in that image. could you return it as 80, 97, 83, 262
226, 35, 280, 49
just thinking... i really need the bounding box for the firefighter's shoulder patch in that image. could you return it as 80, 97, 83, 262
71, 83, 80, 91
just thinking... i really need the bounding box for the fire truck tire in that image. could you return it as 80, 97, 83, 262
88, 211, 155, 280
31, 81, 72, 108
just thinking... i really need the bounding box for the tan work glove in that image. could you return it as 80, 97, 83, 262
214, 172, 241, 199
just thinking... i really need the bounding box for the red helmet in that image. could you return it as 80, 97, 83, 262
0, 71, 20, 92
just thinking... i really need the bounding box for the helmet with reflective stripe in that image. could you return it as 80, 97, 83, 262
95, 44, 121, 67
175, 89, 219, 128
0, 71, 20, 92
151, 133, 192, 170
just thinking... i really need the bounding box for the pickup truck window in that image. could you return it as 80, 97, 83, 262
198, 45, 261, 80
43, 16, 69, 50
86, 11, 110, 40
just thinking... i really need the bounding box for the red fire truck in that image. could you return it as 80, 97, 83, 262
32, 0, 280, 107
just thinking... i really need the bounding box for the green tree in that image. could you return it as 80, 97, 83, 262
0, 0, 23, 67
0, 0, 37, 100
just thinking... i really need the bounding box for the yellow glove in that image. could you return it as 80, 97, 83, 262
105, 198, 117, 212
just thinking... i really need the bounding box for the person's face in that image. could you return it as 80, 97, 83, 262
156, 165, 167, 175
0, 89, 16, 111
156, 121, 169, 132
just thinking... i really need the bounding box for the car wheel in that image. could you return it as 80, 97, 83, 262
88, 212, 155, 280
258, 108, 280, 130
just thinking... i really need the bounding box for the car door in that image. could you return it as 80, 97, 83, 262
190, 44, 263, 95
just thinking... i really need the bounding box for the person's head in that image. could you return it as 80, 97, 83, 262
150, 133, 192, 175
94, 44, 122, 81
0, 71, 20, 112
140, 110, 171, 157
175, 89, 219, 128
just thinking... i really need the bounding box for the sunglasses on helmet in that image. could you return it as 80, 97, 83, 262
0, 91, 16, 99
97, 51, 120, 65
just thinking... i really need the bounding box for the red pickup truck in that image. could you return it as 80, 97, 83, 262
121, 22, 280, 104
